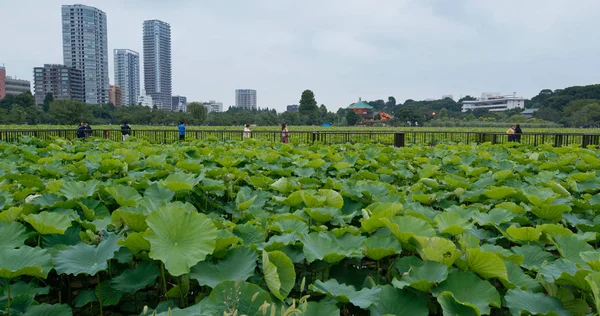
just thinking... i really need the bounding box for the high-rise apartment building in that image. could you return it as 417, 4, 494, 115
172, 95, 187, 112
109, 85, 123, 106
62, 4, 109, 105
33, 64, 84, 105
235, 89, 257, 109
143, 20, 172, 110
114, 49, 140, 106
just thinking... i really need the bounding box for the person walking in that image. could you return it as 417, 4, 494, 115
506, 125, 515, 142
514, 124, 523, 143
281, 123, 289, 143
121, 122, 131, 141
243, 124, 251, 139
77, 122, 85, 139
84, 122, 92, 138
178, 121, 186, 141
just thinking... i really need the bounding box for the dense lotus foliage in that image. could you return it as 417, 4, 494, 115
1, 136, 600, 315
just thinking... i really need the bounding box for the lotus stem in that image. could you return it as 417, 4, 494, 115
97, 274, 103, 316
37, 233, 41, 248
160, 262, 167, 295
7, 280, 11, 316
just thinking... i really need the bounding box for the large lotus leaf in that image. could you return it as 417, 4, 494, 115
310, 279, 381, 309
77, 198, 110, 220
369, 285, 428, 316
74, 289, 97, 308
483, 186, 518, 199
190, 247, 257, 288
233, 223, 265, 247
503, 261, 542, 292
111, 209, 148, 232
302, 231, 365, 263
23, 303, 72, 316
95, 280, 124, 307
53, 233, 120, 276
504, 289, 569, 316
506, 225, 542, 243
0, 207, 22, 223
160, 173, 199, 192
144, 205, 217, 276
144, 182, 175, 202
432, 271, 501, 315
111, 261, 160, 294
464, 248, 508, 281
393, 261, 448, 292
0, 191, 13, 211
318, 189, 344, 209
472, 208, 515, 226
303, 301, 341, 316
118, 232, 150, 253
0, 247, 52, 278
271, 178, 296, 194
531, 204, 571, 221
361, 202, 403, 233
478, 244, 524, 265
581, 251, 600, 271
556, 269, 592, 292
435, 212, 472, 236
511, 245, 555, 271
262, 250, 295, 300
525, 187, 560, 206
24, 211, 72, 235
105, 185, 143, 207
200, 281, 272, 315
0, 221, 28, 249
586, 272, 600, 314
213, 230, 243, 255
411, 236, 461, 267
269, 217, 308, 235
59, 180, 100, 200
286, 190, 326, 208
304, 207, 342, 223
43, 225, 82, 248
552, 234, 594, 264
437, 292, 479, 316
538, 259, 579, 282
538, 223, 573, 238
381, 216, 436, 245
236, 187, 257, 211
363, 235, 402, 260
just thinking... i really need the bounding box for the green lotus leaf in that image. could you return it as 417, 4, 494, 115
552, 234, 594, 264
0, 221, 28, 249
538, 223, 573, 237
59, 180, 100, 200
479, 244, 524, 265
269, 217, 308, 235
361, 202, 403, 233
248, 175, 274, 189
586, 272, 600, 314
105, 185, 143, 207
556, 269, 592, 292
464, 248, 508, 281
333, 161, 352, 171
304, 206, 342, 223
302, 232, 365, 263
233, 223, 265, 247
511, 245, 555, 271
74, 289, 97, 308
271, 178, 296, 193
43, 225, 82, 248
539, 259, 579, 283
23, 303, 72, 316
0, 207, 22, 223
200, 281, 272, 315
504, 289, 568, 316
144, 182, 175, 202
581, 251, 600, 271
363, 235, 402, 260
310, 279, 381, 309
303, 301, 341, 316
436, 291, 479, 316
262, 250, 295, 300
506, 225, 542, 243
24, 211, 72, 235
160, 173, 199, 191
0, 247, 53, 278
236, 187, 257, 211
525, 187, 559, 206
77, 198, 110, 220
144, 205, 217, 276
111, 209, 148, 232
546, 181, 571, 197
369, 285, 428, 316
190, 247, 257, 288
411, 193, 435, 205
393, 261, 448, 292
318, 189, 344, 209
95, 280, 124, 307
118, 232, 150, 253
53, 233, 120, 276
531, 204, 571, 221
435, 212, 472, 236
381, 216, 436, 245
472, 208, 515, 226
503, 261, 542, 292
213, 230, 243, 255
483, 186, 518, 200
431, 271, 500, 314
111, 261, 160, 294
411, 236, 461, 267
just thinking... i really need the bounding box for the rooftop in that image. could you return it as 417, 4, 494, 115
348, 100, 373, 109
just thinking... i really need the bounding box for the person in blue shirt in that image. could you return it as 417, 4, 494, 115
178, 121, 186, 141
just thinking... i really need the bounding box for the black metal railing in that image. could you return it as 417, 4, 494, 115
0, 129, 599, 148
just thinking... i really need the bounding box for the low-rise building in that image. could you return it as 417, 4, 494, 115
33, 64, 84, 105
204, 100, 223, 113
461, 92, 525, 112
109, 85, 123, 106
286, 104, 299, 112
5, 77, 31, 96
138, 89, 154, 108
172, 95, 187, 112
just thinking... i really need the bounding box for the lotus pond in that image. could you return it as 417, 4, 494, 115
1, 137, 600, 315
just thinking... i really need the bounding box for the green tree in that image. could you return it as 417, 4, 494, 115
299, 90, 319, 124
345, 110, 361, 126
570, 103, 600, 127
385, 96, 396, 108
49, 100, 92, 125
439, 108, 448, 119
188, 102, 208, 125
43, 93, 53, 113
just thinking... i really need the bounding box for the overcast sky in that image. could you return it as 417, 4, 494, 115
2, 0, 599, 112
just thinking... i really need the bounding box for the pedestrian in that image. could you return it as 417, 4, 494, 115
243, 124, 251, 139
514, 124, 523, 143
77, 122, 85, 139
84, 122, 92, 138
281, 123, 289, 143
121, 121, 131, 141
506, 125, 515, 142
178, 121, 186, 141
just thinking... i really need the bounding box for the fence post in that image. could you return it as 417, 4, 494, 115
103, 130, 109, 139
554, 134, 563, 147
394, 132, 405, 147
582, 134, 600, 147
312, 132, 317, 143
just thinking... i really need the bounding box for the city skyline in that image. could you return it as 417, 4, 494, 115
2, 0, 600, 112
